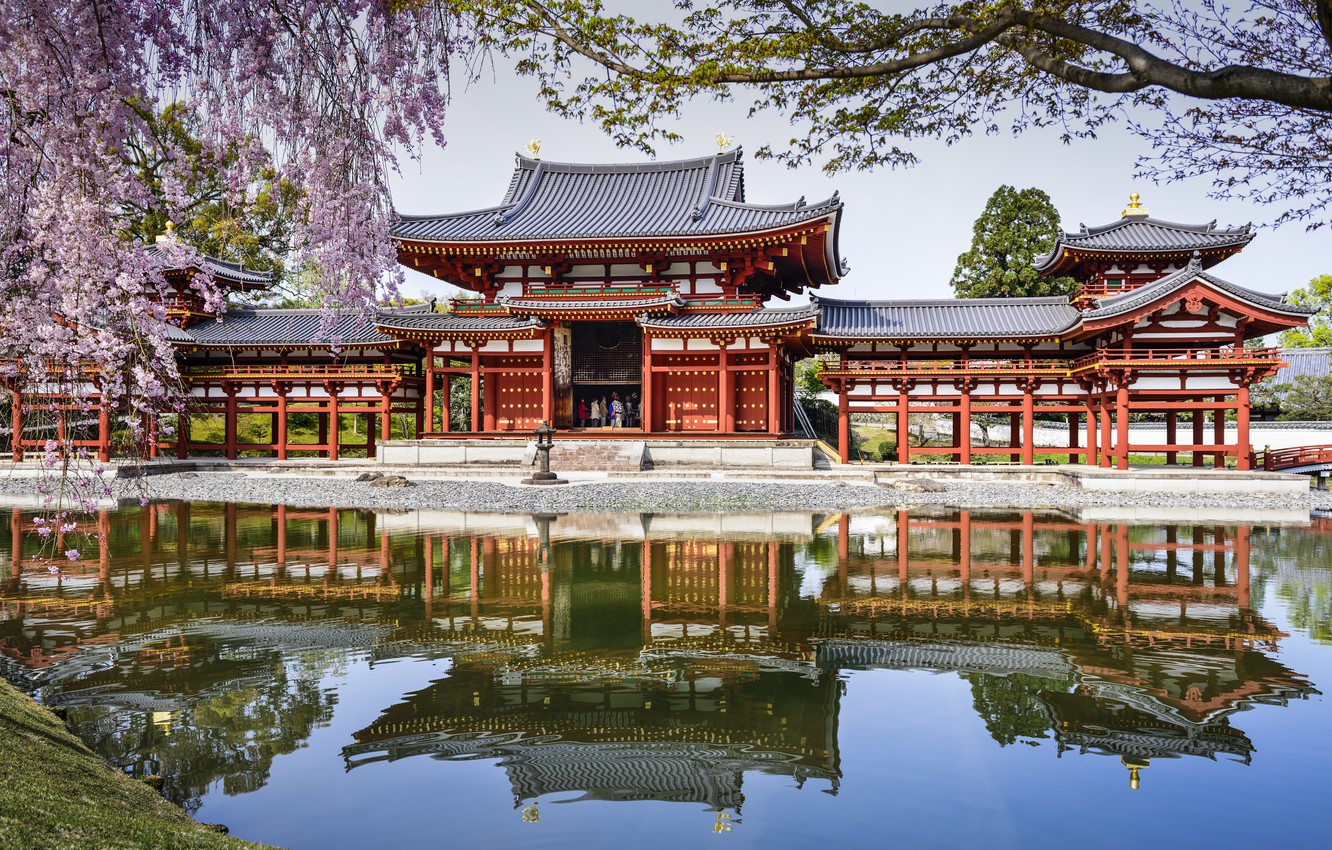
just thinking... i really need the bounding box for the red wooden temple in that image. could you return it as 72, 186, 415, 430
4, 152, 1317, 467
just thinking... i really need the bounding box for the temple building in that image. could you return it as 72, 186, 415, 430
5, 150, 1317, 468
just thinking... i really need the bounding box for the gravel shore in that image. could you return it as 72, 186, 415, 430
0, 471, 1315, 515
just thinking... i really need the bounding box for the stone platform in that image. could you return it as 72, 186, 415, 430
374, 438, 821, 470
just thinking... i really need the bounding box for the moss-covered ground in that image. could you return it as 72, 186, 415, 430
0, 679, 269, 850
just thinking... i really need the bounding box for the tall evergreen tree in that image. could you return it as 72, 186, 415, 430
949, 186, 1078, 300
1278, 274, 1332, 348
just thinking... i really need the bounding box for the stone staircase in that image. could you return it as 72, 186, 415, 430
532, 440, 646, 471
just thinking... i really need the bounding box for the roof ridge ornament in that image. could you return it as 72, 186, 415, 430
1122, 192, 1149, 218
715, 132, 734, 153
523, 138, 541, 160
1188, 250, 1203, 272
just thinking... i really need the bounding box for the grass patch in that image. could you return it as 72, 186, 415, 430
0, 679, 269, 850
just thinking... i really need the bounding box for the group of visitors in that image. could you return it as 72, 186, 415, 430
577, 392, 639, 428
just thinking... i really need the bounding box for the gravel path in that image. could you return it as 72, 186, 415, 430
0, 471, 1313, 515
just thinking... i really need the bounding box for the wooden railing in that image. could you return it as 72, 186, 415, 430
827, 357, 1071, 374
1070, 347, 1280, 371
181, 362, 419, 380
1254, 445, 1332, 471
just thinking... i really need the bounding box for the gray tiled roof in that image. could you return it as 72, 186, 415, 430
501, 293, 685, 314
183, 310, 395, 347
391, 148, 841, 242
1035, 217, 1253, 271
637, 305, 818, 329
373, 310, 546, 334
146, 243, 276, 286
1270, 348, 1330, 384
1081, 262, 1316, 319
811, 296, 1081, 339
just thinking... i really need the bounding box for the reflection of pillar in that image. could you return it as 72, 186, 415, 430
641, 540, 653, 636
328, 508, 339, 574
718, 542, 730, 627
1115, 524, 1130, 611
897, 510, 910, 585
224, 502, 238, 572
959, 511, 972, 603
176, 502, 190, 568
767, 541, 779, 630
1083, 524, 1097, 572
1165, 526, 1177, 579
99, 510, 111, 586
542, 567, 552, 641
1192, 526, 1205, 585
1235, 525, 1251, 609
276, 504, 287, 575
1021, 512, 1034, 589
1213, 525, 1226, 586
1099, 523, 1112, 578
379, 530, 390, 577
470, 536, 480, 622
423, 536, 433, 620
10, 509, 20, 579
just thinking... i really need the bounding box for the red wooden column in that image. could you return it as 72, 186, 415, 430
326, 383, 341, 461
147, 415, 159, 460
176, 407, 188, 460
379, 385, 392, 444
366, 409, 377, 459
767, 343, 781, 435
837, 384, 850, 464
424, 344, 436, 434
541, 328, 554, 425
97, 401, 111, 463
1165, 412, 1178, 465
223, 383, 239, 460
275, 386, 289, 460
472, 346, 484, 432
1236, 384, 1252, 470
896, 385, 910, 464
1192, 409, 1205, 467
1213, 394, 1226, 468
10, 392, 23, 461
1115, 383, 1130, 470
718, 342, 734, 433
641, 334, 655, 432
1021, 383, 1035, 465
958, 386, 972, 465
1084, 398, 1098, 467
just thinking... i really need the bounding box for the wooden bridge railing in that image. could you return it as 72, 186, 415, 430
1253, 445, 1332, 471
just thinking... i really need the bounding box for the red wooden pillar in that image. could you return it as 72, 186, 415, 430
837, 385, 850, 464
366, 410, 377, 459
1213, 394, 1226, 468
1068, 412, 1080, 465
767, 343, 781, 435
959, 389, 972, 465
641, 334, 654, 432
1192, 408, 1205, 468
424, 346, 435, 434
1236, 385, 1252, 470
1165, 412, 1178, 465
1084, 399, 1097, 467
223, 384, 239, 460
97, 402, 111, 463
897, 387, 910, 464
1115, 383, 1130, 470
176, 407, 188, 460
10, 393, 23, 462
718, 343, 733, 433
1009, 413, 1020, 463
1021, 385, 1035, 465
541, 328, 554, 424
327, 385, 340, 461
147, 415, 159, 460
276, 389, 289, 460
1099, 398, 1112, 468
473, 347, 485, 433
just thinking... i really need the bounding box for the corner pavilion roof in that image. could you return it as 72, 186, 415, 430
811, 295, 1081, 341
1080, 260, 1316, 321
391, 148, 843, 245
1035, 214, 1253, 275
146, 243, 276, 289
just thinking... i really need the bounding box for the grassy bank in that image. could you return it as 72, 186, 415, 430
0, 679, 268, 850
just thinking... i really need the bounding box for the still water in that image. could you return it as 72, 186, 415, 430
1, 502, 1328, 849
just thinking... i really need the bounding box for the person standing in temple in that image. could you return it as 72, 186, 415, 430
590, 397, 602, 428
578, 398, 589, 428
610, 393, 622, 428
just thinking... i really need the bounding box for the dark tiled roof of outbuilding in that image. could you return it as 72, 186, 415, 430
637, 305, 818, 329
1081, 263, 1317, 319
373, 309, 547, 334
1035, 217, 1253, 272
184, 310, 395, 348
1271, 348, 1331, 384
501, 293, 686, 314
391, 148, 841, 243
811, 296, 1081, 339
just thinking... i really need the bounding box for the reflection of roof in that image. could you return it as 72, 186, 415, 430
817, 638, 1075, 680
812, 295, 1080, 339
1082, 262, 1316, 320
1042, 691, 1254, 763
1035, 217, 1253, 272
391, 149, 841, 243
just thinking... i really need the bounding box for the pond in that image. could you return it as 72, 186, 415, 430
1, 502, 1328, 849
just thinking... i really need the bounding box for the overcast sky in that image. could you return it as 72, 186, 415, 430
387, 68, 1328, 305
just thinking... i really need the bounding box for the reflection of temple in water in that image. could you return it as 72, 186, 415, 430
0, 502, 1318, 807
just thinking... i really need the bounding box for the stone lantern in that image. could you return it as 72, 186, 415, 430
522, 421, 567, 485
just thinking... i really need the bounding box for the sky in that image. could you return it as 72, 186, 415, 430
387, 66, 1329, 305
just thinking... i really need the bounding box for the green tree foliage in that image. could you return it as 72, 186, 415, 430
1278, 274, 1332, 347
950, 186, 1078, 299
961, 672, 1071, 747
1265, 375, 1332, 420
